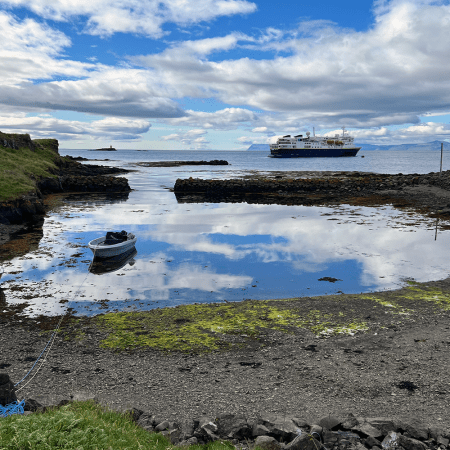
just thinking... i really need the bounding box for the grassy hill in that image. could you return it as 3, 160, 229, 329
0, 132, 61, 202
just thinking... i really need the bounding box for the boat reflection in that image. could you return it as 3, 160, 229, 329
89, 247, 137, 275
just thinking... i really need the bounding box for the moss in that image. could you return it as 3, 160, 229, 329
401, 285, 450, 310
92, 300, 369, 353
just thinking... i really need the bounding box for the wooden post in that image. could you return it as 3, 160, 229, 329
440, 142, 443, 176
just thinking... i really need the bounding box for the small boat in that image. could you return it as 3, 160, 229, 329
88, 231, 137, 258
89, 247, 137, 275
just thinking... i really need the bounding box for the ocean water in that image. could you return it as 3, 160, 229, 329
62, 148, 450, 174
1, 148, 449, 317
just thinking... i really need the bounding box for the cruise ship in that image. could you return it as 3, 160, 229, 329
269, 127, 361, 158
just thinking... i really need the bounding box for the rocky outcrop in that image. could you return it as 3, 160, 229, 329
0, 192, 46, 225
0, 136, 131, 226
16, 395, 450, 450
173, 171, 450, 214
0, 132, 37, 152
136, 160, 228, 167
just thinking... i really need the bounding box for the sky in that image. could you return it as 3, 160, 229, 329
1, 0, 450, 150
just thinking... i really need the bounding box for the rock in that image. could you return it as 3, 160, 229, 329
399, 420, 429, 441
365, 418, 398, 436
71, 390, 99, 403
319, 415, 342, 431
168, 428, 182, 445
353, 423, 384, 439
322, 430, 340, 446
254, 436, 283, 450
37, 177, 62, 194
177, 437, 198, 447
137, 412, 156, 430
437, 436, 449, 447
381, 431, 400, 450
253, 424, 271, 437
155, 420, 179, 432
125, 407, 144, 422
259, 414, 305, 441
23, 398, 44, 413
198, 416, 218, 433
364, 435, 382, 448
309, 425, 323, 435
284, 433, 322, 450
216, 413, 252, 440
0, 373, 17, 406
398, 435, 428, 450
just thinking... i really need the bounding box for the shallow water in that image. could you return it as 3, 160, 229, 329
1, 151, 450, 318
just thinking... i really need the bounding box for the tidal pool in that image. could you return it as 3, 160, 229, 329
1, 165, 449, 318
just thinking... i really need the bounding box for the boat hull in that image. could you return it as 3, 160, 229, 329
269, 147, 361, 158
88, 233, 137, 258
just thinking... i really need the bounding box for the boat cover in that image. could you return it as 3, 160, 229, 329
104, 230, 128, 245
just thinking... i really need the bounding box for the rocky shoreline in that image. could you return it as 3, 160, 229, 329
0, 138, 131, 242
3, 380, 450, 450
174, 170, 450, 216
135, 160, 229, 167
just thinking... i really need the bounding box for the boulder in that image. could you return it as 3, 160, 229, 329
216, 413, 252, 440
284, 433, 322, 450
259, 414, 305, 441
254, 436, 283, 450
0, 373, 17, 406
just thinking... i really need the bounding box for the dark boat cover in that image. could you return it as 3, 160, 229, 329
104, 230, 128, 245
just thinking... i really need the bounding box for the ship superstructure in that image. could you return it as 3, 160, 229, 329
269, 127, 360, 158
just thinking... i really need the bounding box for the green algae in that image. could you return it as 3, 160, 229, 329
55, 279, 450, 354
92, 300, 369, 353
401, 285, 450, 310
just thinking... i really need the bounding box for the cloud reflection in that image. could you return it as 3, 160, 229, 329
1, 185, 449, 317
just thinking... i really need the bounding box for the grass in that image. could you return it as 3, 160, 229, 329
0, 134, 61, 202
0, 400, 236, 450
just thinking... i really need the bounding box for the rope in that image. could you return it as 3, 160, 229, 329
0, 400, 25, 418
1, 242, 100, 416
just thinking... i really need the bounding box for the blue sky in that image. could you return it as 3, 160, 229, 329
1, 0, 450, 149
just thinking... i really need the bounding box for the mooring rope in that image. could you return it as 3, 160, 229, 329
1, 243, 100, 417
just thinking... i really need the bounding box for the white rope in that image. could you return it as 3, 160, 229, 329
14, 243, 99, 394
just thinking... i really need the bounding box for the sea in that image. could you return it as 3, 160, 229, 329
1, 148, 449, 318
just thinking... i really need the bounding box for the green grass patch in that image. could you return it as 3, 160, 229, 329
0, 400, 235, 450
0, 135, 61, 201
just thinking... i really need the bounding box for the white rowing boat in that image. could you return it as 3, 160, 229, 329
88, 231, 137, 258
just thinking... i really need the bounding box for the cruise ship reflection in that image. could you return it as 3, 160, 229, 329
89, 247, 137, 275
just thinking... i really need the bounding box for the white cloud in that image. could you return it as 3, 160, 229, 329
0, 12, 186, 119
134, 1, 450, 129
166, 108, 257, 130
0, 0, 257, 37
0, 115, 151, 140
161, 128, 209, 148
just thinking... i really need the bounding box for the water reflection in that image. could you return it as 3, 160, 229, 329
89, 247, 137, 275
1, 174, 449, 317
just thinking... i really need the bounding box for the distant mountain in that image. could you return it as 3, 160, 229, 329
356, 140, 450, 151
247, 144, 270, 151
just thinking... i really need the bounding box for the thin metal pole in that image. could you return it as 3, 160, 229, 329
440, 143, 443, 176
